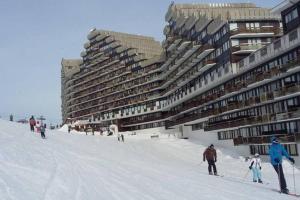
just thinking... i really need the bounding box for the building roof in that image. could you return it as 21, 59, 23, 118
272, 0, 300, 14
86, 29, 163, 59
61, 58, 82, 78
166, 3, 281, 22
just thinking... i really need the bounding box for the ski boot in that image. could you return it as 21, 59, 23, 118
253, 180, 257, 182
214, 172, 218, 176
209, 172, 213, 175
258, 179, 263, 184
281, 188, 289, 194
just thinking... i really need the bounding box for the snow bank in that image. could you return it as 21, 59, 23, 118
58, 124, 69, 132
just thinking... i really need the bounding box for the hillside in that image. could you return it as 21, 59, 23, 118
0, 119, 299, 200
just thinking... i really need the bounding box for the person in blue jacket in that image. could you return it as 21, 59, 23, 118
269, 136, 295, 194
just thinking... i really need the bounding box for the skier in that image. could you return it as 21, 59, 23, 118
40, 124, 46, 139
203, 144, 217, 175
249, 153, 263, 183
68, 125, 71, 133
36, 121, 41, 133
269, 136, 295, 194
121, 134, 124, 142
29, 116, 36, 132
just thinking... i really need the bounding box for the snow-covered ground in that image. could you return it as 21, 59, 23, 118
0, 119, 299, 200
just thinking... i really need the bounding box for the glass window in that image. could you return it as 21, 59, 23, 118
260, 47, 268, 57
249, 54, 255, 63
229, 23, 238, 31
274, 39, 281, 50
289, 30, 298, 42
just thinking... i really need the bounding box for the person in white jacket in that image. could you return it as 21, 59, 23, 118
35, 121, 41, 133
249, 153, 263, 183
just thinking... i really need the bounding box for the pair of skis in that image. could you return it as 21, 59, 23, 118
210, 173, 299, 197
271, 189, 300, 197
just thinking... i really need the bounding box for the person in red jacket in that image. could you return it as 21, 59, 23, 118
203, 144, 218, 175
29, 116, 36, 132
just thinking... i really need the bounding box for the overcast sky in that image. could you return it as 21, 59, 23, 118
0, 0, 282, 125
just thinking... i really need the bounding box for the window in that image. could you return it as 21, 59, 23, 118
246, 22, 260, 30
285, 8, 299, 23
224, 65, 230, 73
231, 39, 239, 46
229, 23, 237, 31
249, 54, 255, 63
239, 60, 244, 68
260, 47, 268, 57
274, 39, 281, 50
289, 30, 298, 42
248, 38, 261, 44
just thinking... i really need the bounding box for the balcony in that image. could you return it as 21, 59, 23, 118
225, 82, 245, 93
204, 116, 257, 131
201, 59, 217, 72
121, 114, 168, 127
274, 84, 300, 98
166, 38, 182, 52
276, 109, 300, 121
230, 27, 281, 38
260, 92, 274, 102
232, 44, 265, 55
233, 134, 300, 146
165, 112, 202, 128
196, 44, 214, 61
226, 101, 242, 111
279, 59, 300, 73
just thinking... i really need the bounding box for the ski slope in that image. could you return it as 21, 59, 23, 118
0, 119, 299, 200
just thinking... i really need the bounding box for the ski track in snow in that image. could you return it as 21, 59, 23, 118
42, 151, 58, 200
0, 119, 299, 200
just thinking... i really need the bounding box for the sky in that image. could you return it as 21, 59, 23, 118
0, 0, 282, 125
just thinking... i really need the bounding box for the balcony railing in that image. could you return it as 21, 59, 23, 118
205, 107, 300, 131
204, 116, 257, 131
121, 113, 169, 126
232, 44, 265, 54
274, 84, 300, 98
233, 134, 300, 146
230, 27, 281, 36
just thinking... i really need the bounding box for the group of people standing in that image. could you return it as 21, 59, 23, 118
202, 136, 296, 194
29, 116, 46, 139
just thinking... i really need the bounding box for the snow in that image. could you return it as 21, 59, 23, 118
58, 124, 69, 132
0, 119, 299, 200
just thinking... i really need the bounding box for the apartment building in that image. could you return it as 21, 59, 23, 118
61, 59, 82, 123
61, 30, 164, 130
61, 3, 282, 131
61, 0, 300, 163
164, 1, 300, 162
159, 3, 280, 128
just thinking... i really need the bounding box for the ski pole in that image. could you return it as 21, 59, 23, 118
278, 164, 282, 193
292, 163, 296, 195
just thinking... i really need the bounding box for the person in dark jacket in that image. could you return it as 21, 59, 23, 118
40, 124, 46, 139
203, 144, 217, 175
269, 136, 295, 194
